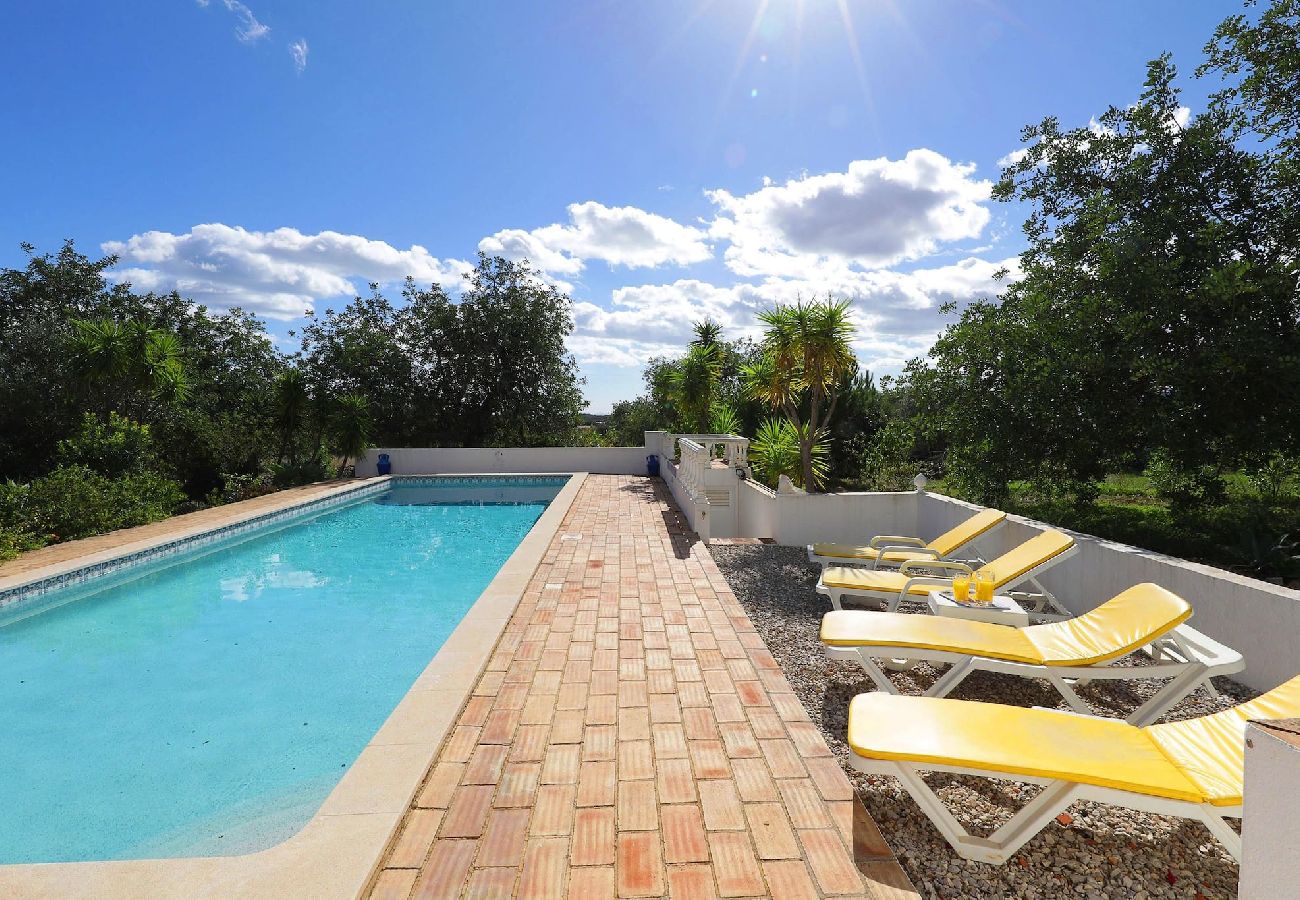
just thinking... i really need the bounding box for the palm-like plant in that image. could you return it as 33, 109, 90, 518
708, 403, 741, 437
137, 327, 191, 404
691, 319, 724, 348
70, 318, 191, 415
273, 369, 310, 464
750, 417, 829, 490
331, 393, 373, 476
744, 297, 856, 492
669, 342, 721, 433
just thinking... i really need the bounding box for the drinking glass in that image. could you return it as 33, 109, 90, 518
974, 570, 995, 604
951, 574, 971, 602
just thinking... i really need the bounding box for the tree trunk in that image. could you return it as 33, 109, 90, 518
804, 390, 821, 492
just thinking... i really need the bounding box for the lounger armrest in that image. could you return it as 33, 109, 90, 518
898, 560, 973, 577
868, 535, 926, 549
900, 575, 959, 597
877, 544, 940, 559
873, 545, 941, 569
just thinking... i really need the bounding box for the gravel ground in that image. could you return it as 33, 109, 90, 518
710, 543, 1253, 900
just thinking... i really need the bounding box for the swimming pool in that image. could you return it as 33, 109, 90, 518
0, 476, 567, 864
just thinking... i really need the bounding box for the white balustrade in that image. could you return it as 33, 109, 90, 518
669, 434, 749, 468
676, 438, 709, 499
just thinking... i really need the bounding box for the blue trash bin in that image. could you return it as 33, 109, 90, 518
377, 453, 392, 476
646, 454, 660, 477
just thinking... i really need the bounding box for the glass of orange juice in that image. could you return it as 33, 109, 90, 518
974, 571, 995, 604
951, 573, 971, 602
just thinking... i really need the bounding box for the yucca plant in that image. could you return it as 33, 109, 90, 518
744, 297, 856, 492
750, 417, 829, 490
331, 394, 373, 477
708, 403, 741, 436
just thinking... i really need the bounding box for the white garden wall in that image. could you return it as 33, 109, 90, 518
355, 446, 650, 477
767, 491, 919, 547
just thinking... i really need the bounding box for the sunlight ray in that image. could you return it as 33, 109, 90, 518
834, 0, 882, 148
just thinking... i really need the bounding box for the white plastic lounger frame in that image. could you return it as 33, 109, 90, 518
815, 545, 1079, 622
825, 623, 1245, 725
845, 752, 1243, 865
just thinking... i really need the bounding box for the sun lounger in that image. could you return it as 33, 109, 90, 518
817, 529, 1077, 620
844, 675, 1300, 864
821, 583, 1245, 724
807, 508, 1006, 570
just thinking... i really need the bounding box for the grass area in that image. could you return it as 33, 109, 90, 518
926, 473, 1300, 585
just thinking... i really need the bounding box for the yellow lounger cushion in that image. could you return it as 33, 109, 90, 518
849, 676, 1300, 808
1148, 675, 1300, 806
821, 611, 1042, 662
821, 529, 1075, 597
821, 583, 1193, 668
1021, 583, 1190, 665
847, 693, 1204, 802
821, 567, 937, 597
810, 544, 935, 564
810, 508, 1006, 563
927, 508, 1006, 556
977, 530, 1075, 586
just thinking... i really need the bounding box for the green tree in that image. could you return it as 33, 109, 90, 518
744, 298, 857, 493
69, 318, 192, 417
0, 243, 135, 478
668, 342, 722, 433
330, 394, 373, 476
272, 369, 312, 465
909, 38, 1300, 502
399, 255, 586, 446
297, 287, 418, 446
1201, 0, 1300, 251
56, 412, 158, 479
606, 397, 665, 448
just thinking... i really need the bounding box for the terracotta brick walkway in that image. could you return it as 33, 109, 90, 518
368, 475, 916, 899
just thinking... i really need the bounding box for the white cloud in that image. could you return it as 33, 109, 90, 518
289, 39, 308, 74
104, 152, 1017, 378
566, 256, 1017, 370
706, 150, 992, 277
103, 225, 471, 319
199, 0, 271, 43
997, 147, 1029, 168
225, 0, 269, 42
479, 201, 712, 276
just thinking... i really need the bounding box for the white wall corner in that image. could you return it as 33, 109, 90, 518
1241, 719, 1300, 897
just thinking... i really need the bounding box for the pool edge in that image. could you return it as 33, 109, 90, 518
0, 472, 589, 900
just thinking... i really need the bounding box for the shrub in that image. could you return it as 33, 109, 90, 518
857, 422, 920, 492
3, 465, 185, 543
56, 412, 158, 478
750, 418, 828, 490
0, 527, 45, 561
272, 445, 334, 488
206, 471, 277, 506
1145, 449, 1226, 511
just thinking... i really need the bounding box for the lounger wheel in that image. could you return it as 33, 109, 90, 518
882, 658, 919, 672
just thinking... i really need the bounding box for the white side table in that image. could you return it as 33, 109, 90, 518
927, 590, 1029, 627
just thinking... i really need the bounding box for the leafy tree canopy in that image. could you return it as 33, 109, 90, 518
905, 15, 1300, 502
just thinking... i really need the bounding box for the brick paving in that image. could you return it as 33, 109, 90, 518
368, 475, 916, 899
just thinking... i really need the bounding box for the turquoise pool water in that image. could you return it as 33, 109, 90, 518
0, 478, 562, 864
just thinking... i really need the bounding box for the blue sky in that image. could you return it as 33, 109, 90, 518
3, 0, 1233, 412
